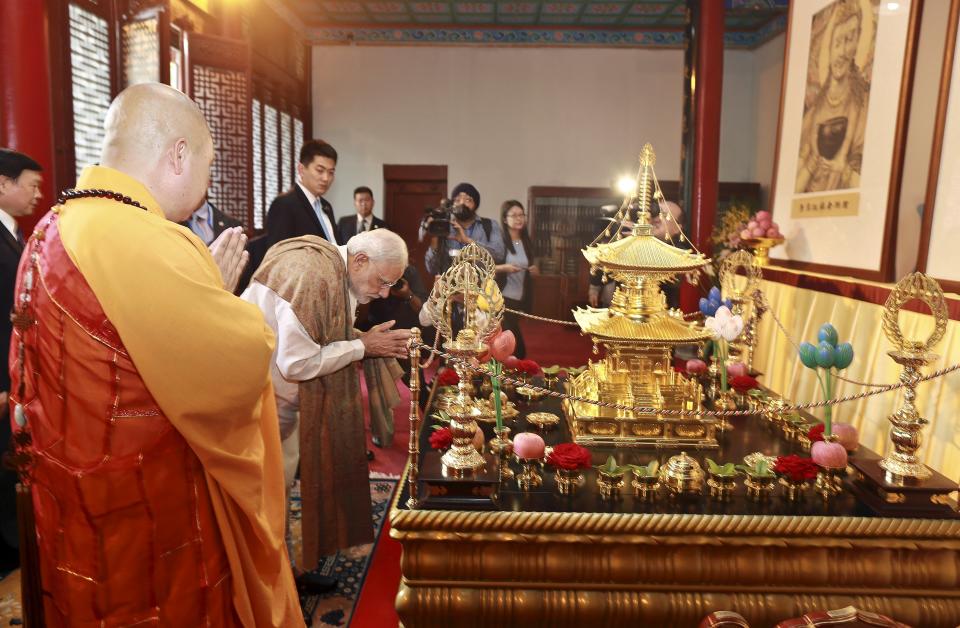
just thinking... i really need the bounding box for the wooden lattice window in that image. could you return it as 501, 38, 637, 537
264, 104, 279, 207
185, 32, 252, 229
294, 117, 304, 165
69, 2, 113, 179
280, 111, 293, 192
122, 14, 160, 85
252, 98, 264, 229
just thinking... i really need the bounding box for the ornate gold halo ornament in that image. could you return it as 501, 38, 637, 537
422, 243, 505, 477
719, 249, 763, 370
878, 272, 949, 482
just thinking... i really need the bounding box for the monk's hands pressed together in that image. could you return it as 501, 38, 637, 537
360, 320, 412, 359
209, 227, 249, 292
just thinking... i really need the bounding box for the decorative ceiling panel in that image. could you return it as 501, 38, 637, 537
282, 0, 789, 49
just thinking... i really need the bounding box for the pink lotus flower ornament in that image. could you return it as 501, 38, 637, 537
686, 359, 708, 375
811, 440, 848, 469
832, 423, 860, 452
513, 432, 545, 460
726, 361, 748, 379
489, 330, 517, 362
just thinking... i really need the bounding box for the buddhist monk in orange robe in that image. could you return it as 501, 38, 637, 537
8, 83, 302, 626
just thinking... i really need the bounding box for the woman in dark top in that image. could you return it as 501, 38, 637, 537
495, 200, 538, 359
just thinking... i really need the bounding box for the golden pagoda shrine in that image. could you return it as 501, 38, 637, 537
565, 143, 718, 448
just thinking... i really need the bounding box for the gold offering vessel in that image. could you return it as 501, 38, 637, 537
741, 236, 784, 267
660, 451, 705, 496
566, 144, 717, 447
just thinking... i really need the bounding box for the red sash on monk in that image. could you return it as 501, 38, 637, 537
10, 214, 239, 626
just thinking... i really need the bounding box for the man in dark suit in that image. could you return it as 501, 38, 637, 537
337, 186, 388, 243
181, 197, 243, 245
0, 148, 43, 568
265, 139, 339, 248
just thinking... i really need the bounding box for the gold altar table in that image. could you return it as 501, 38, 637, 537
390, 396, 960, 627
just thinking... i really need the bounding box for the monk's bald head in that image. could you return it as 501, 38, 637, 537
100, 83, 214, 222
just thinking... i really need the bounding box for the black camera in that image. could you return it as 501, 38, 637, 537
424, 198, 453, 236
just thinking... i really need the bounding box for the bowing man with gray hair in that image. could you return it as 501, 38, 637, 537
241, 228, 410, 594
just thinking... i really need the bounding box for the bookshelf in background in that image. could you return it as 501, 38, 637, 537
527, 186, 619, 320
525, 182, 763, 320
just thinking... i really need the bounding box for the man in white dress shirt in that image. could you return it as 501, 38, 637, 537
241, 228, 410, 594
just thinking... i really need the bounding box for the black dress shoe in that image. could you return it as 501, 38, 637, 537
296, 570, 337, 595
366, 449, 375, 461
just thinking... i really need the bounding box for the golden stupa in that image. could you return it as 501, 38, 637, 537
565, 143, 718, 448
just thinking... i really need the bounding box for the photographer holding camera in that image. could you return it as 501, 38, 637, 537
422, 182, 505, 276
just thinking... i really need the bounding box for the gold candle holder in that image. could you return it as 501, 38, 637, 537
555, 468, 584, 495
516, 457, 542, 491
878, 273, 948, 483
490, 426, 514, 481
597, 470, 625, 500
744, 472, 776, 501
815, 467, 843, 500
779, 477, 809, 502
631, 474, 660, 501
707, 472, 737, 501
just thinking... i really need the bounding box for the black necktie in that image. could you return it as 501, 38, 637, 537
15, 227, 24, 247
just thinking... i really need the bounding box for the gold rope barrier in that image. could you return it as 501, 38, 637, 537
417, 340, 960, 417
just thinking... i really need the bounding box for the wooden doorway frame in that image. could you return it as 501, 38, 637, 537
383, 164, 448, 226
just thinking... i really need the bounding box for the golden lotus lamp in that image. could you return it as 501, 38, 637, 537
422, 242, 505, 478
878, 273, 948, 483
439, 328, 488, 477
720, 249, 763, 370
844, 273, 959, 517
741, 236, 785, 267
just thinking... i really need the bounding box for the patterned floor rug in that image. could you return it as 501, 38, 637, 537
0, 476, 398, 628
293, 477, 398, 627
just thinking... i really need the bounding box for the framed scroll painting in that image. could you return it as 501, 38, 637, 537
918, 0, 960, 294
768, 0, 921, 281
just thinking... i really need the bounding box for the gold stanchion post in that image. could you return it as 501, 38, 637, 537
406, 328, 422, 509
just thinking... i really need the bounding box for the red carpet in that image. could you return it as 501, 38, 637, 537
351, 318, 591, 626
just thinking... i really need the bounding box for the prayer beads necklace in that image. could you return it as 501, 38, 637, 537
57, 188, 149, 212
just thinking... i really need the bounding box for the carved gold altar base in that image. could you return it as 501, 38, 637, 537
564, 343, 717, 448
392, 504, 960, 627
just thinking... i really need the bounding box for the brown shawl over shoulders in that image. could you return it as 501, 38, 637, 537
253, 236, 373, 564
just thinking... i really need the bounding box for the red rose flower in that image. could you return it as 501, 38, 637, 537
518, 359, 542, 376
807, 423, 825, 442
429, 426, 453, 450
730, 375, 760, 395
546, 442, 592, 470
436, 368, 459, 387
773, 454, 819, 482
